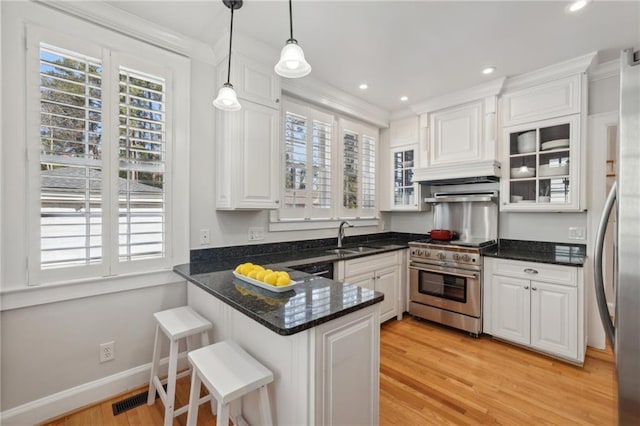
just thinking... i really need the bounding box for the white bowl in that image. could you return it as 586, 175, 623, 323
517, 131, 536, 154
511, 195, 523, 203
539, 163, 569, 177
510, 167, 536, 178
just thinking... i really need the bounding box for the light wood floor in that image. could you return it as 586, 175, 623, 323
41, 316, 617, 425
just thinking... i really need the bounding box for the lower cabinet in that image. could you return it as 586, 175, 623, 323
484, 257, 584, 364
337, 251, 402, 323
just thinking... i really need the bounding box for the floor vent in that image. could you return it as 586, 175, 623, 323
111, 384, 166, 416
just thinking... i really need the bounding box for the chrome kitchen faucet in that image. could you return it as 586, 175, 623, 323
337, 221, 354, 248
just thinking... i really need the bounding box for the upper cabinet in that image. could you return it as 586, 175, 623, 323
382, 117, 428, 211
410, 79, 505, 182
499, 53, 595, 212
215, 54, 281, 210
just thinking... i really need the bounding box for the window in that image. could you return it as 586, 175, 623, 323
280, 99, 334, 220
27, 26, 187, 285
278, 99, 379, 223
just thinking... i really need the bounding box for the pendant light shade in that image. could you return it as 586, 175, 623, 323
214, 0, 242, 111
275, 0, 311, 78
213, 82, 241, 111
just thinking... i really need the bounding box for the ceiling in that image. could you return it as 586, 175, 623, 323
107, 1, 640, 114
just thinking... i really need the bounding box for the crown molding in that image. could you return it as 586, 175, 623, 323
409, 77, 506, 115
282, 77, 390, 128
34, 0, 215, 63
503, 51, 598, 92
589, 59, 619, 82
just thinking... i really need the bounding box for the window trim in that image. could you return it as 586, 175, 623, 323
271, 96, 380, 230
24, 24, 189, 286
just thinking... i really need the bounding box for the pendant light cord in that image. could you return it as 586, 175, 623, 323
226, 2, 235, 84
288, 0, 294, 40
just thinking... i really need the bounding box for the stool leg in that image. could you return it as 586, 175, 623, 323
217, 401, 230, 426
185, 369, 201, 426
164, 338, 179, 426
259, 385, 273, 426
199, 330, 217, 415
147, 324, 161, 405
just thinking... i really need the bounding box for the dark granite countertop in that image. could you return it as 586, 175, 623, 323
174, 232, 422, 336
482, 239, 587, 267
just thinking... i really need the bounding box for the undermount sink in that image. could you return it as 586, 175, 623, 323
326, 246, 380, 255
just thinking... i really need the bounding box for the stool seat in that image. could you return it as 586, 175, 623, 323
148, 306, 213, 426
154, 306, 212, 340
186, 341, 274, 426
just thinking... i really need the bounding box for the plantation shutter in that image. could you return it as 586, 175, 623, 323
118, 68, 166, 261
280, 100, 333, 220
39, 45, 104, 269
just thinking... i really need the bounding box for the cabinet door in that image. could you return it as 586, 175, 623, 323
530, 281, 578, 359
429, 101, 482, 166
390, 145, 419, 211
502, 114, 582, 211
491, 275, 530, 345
375, 265, 398, 323
345, 271, 375, 291
237, 101, 280, 208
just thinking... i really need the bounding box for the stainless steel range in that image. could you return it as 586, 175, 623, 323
408, 190, 498, 336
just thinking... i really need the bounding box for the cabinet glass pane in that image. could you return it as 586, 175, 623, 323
540, 178, 570, 203
392, 148, 415, 207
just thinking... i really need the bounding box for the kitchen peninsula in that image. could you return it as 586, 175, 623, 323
174, 260, 383, 425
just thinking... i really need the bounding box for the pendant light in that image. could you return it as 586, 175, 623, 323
274, 0, 311, 78
213, 0, 242, 111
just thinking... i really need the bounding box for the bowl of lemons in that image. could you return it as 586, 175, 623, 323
233, 263, 296, 292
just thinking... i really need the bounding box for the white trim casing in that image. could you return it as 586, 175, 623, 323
0, 353, 189, 426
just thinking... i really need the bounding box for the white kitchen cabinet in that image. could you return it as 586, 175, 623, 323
188, 284, 380, 426
484, 257, 584, 363
410, 78, 505, 182
216, 100, 280, 209
337, 251, 401, 323
501, 114, 583, 211
217, 53, 281, 108
389, 116, 419, 148
501, 74, 582, 127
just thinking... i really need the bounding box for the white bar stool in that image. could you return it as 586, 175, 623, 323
147, 306, 213, 426
186, 340, 274, 426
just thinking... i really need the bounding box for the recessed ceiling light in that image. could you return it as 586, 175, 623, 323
567, 0, 589, 12
482, 67, 496, 75
400, 96, 408, 102
359, 83, 368, 90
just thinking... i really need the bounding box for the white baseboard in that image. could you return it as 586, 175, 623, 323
0, 354, 188, 426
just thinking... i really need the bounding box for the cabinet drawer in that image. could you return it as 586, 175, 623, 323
344, 252, 398, 277
491, 258, 577, 287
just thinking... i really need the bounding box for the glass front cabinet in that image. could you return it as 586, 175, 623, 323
501, 115, 583, 211
390, 145, 424, 211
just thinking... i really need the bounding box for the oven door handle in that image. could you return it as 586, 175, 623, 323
409, 263, 479, 280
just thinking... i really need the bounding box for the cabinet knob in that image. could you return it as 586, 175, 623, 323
524, 286, 529, 290
532, 287, 538, 291
275, 98, 280, 103
275, 200, 280, 204
524, 268, 538, 274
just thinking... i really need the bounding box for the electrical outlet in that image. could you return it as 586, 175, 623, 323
100, 341, 115, 363
568, 227, 586, 240
199, 228, 210, 245
248, 227, 264, 241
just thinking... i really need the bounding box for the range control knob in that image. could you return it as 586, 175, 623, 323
416, 249, 423, 256
424, 251, 431, 257
437, 252, 446, 260
462, 254, 471, 262
453, 253, 461, 261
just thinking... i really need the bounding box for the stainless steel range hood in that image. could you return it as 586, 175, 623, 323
412, 160, 501, 185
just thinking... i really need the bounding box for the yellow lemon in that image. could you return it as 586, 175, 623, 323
264, 272, 278, 286
253, 265, 265, 272
276, 275, 291, 286
277, 271, 290, 279
256, 270, 268, 281
235, 264, 243, 273
247, 270, 259, 279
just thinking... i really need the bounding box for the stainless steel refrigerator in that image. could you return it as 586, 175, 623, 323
594, 48, 640, 425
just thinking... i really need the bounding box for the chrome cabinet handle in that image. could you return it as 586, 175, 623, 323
524, 268, 538, 274
524, 286, 529, 290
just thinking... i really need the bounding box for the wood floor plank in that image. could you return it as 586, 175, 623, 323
41, 316, 616, 425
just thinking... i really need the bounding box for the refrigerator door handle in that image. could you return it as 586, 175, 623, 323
594, 181, 617, 349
